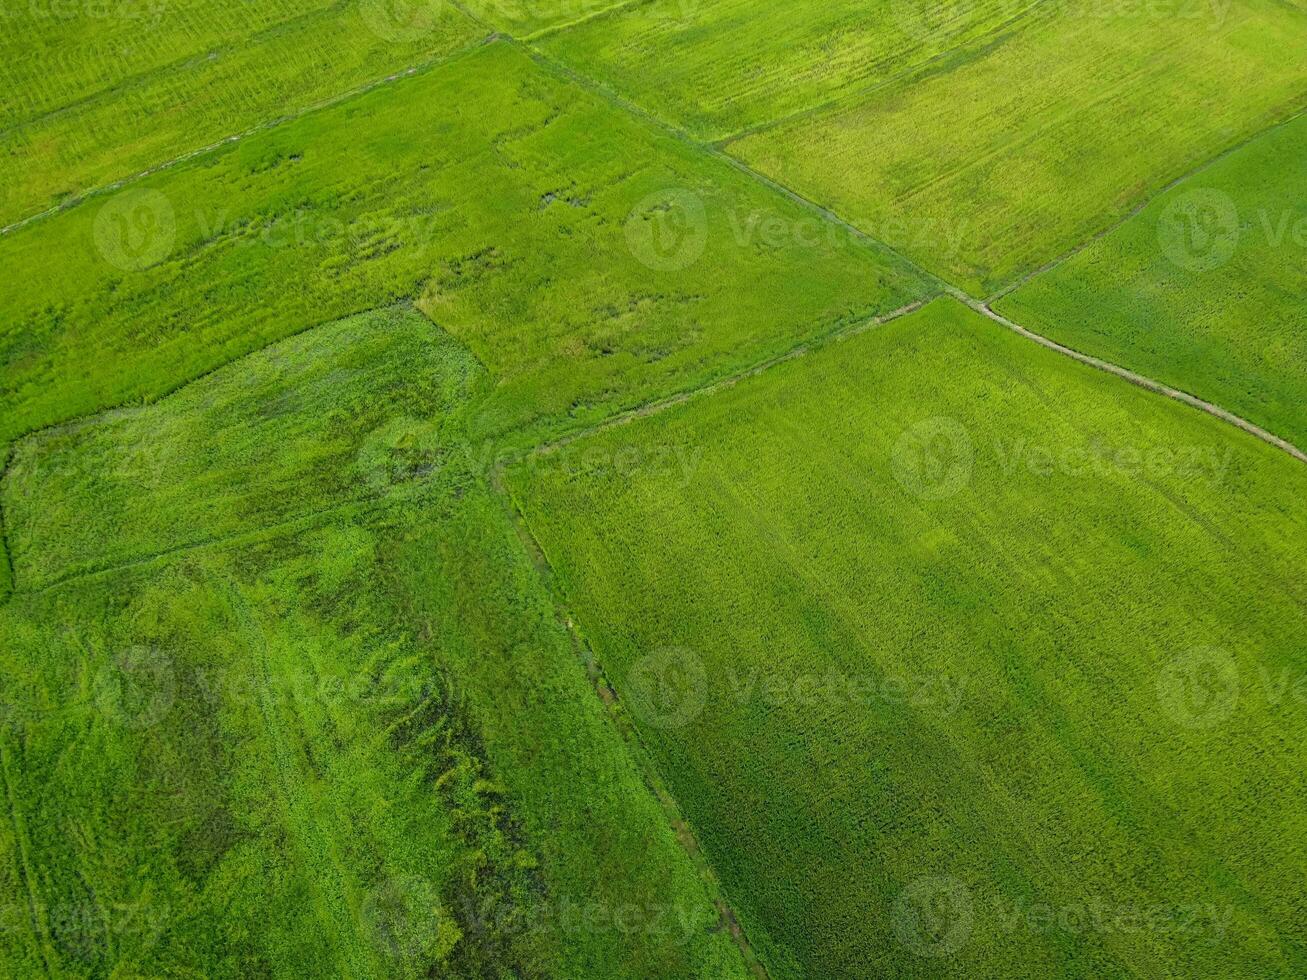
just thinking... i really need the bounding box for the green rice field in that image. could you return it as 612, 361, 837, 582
0, 0, 485, 225
998, 112, 1307, 449
729, 0, 1307, 294
0, 304, 743, 977
2, 1, 1304, 976
0, 40, 926, 454
509, 298, 1307, 977
539, 0, 1037, 139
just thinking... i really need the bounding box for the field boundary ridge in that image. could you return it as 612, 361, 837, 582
956, 292, 1307, 465
0, 37, 494, 238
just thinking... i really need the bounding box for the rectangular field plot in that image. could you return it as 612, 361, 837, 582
0, 428, 745, 977
2, 306, 482, 590
537, 0, 1036, 140
0, 40, 928, 453
998, 112, 1307, 450
508, 298, 1307, 978
0, 0, 484, 224
729, 0, 1307, 295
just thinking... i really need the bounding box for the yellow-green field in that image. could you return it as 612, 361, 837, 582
0, 0, 486, 225
539, 0, 1038, 139
3, 0, 1305, 976
998, 112, 1307, 448
730, 0, 1307, 293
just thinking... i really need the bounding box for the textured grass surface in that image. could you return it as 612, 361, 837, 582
5, 2, 1305, 976
3, 305, 479, 590
467, 0, 632, 37
0, 0, 484, 224
538, 0, 1037, 139
998, 112, 1307, 449
0, 40, 928, 452
730, 0, 1307, 294
0, 442, 10, 601
0, 308, 747, 977
510, 298, 1307, 978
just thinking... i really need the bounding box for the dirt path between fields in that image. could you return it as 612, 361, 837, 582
526, 298, 931, 460
953, 292, 1307, 465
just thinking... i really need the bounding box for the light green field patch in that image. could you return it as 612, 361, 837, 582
0, 0, 484, 224
538, 0, 1037, 139
0, 40, 928, 452
998, 112, 1307, 449
509, 298, 1307, 978
730, 0, 1307, 294
3, 305, 480, 590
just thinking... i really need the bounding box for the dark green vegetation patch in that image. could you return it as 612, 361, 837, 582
509, 298, 1307, 977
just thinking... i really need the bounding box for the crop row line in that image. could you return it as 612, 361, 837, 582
0, 35, 495, 238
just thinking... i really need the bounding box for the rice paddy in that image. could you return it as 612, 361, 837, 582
3, 1, 1304, 976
